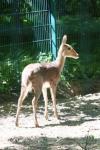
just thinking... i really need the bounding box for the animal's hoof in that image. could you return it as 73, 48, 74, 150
54, 113, 60, 120
35, 123, 40, 128
15, 122, 19, 127
44, 114, 48, 120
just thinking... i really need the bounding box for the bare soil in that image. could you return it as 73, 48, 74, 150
0, 93, 100, 150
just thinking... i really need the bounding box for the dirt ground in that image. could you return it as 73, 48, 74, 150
0, 93, 100, 150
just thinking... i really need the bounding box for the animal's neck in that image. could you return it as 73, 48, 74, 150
55, 46, 66, 73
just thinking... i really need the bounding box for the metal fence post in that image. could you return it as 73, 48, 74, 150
49, 0, 57, 59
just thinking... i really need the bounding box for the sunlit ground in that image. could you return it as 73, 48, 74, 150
0, 93, 100, 149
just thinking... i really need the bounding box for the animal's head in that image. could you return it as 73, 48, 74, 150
60, 35, 79, 59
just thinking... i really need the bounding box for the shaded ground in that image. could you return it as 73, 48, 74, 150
0, 93, 100, 149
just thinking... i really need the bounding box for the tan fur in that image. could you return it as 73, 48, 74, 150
15, 35, 79, 127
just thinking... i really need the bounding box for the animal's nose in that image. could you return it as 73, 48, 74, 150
77, 53, 79, 56
76, 53, 79, 58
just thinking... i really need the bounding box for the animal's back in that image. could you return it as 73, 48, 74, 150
21, 62, 60, 88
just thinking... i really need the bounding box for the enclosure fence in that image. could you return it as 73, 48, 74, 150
0, 0, 100, 93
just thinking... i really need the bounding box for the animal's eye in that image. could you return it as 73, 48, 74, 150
68, 47, 71, 50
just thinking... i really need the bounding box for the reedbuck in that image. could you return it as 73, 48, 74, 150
15, 35, 79, 127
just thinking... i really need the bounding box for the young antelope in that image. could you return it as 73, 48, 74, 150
15, 35, 79, 127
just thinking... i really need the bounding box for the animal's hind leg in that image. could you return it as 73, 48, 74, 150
32, 86, 42, 127
42, 88, 48, 120
15, 86, 28, 127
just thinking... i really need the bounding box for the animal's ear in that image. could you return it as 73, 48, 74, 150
62, 35, 67, 44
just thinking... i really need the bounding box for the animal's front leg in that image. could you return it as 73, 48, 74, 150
50, 85, 58, 119
32, 97, 39, 127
